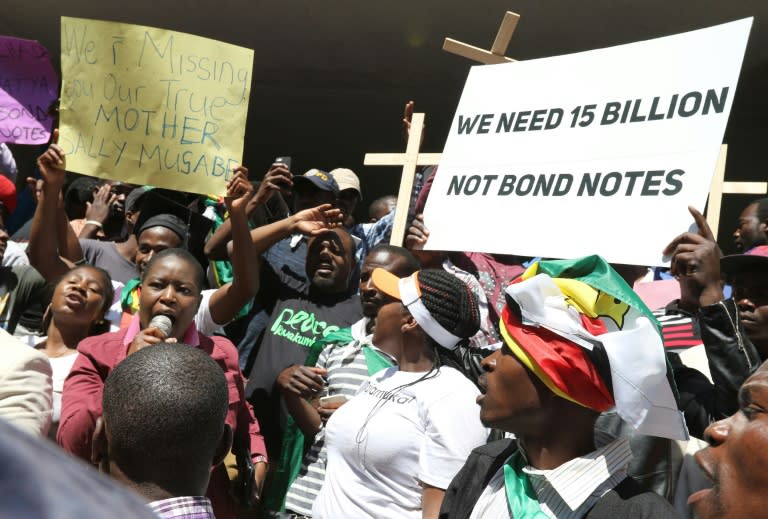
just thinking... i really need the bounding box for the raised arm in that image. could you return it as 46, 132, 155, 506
662, 206, 724, 312
205, 163, 293, 260
78, 184, 115, 239
28, 132, 77, 281
406, 214, 446, 268
243, 204, 343, 257
663, 206, 759, 437
208, 167, 261, 325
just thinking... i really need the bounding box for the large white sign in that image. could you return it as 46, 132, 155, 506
423, 18, 752, 266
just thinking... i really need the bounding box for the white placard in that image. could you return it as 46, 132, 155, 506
423, 18, 752, 266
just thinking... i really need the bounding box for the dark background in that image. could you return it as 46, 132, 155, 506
2, 1, 767, 253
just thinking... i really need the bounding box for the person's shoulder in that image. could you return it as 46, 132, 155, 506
589, 477, 678, 518
78, 238, 101, 249
0, 329, 50, 372
11, 265, 45, 284
372, 365, 399, 382
76, 330, 124, 359
436, 366, 481, 393
206, 334, 240, 369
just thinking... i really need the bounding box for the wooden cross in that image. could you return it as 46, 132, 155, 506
363, 112, 441, 246
443, 11, 520, 65
707, 144, 768, 240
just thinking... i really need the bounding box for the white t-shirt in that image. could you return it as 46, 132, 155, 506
49, 353, 79, 424
312, 366, 488, 519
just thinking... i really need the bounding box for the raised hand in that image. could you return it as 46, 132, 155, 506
84, 184, 117, 226
36, 129, 67, 189
662, 206, 723, 310
291, 203, 343, 236
253, 163, 293, 206
402, 99, 425, 147
405, 213, 430, 251
224, 166, 255, 213
126, 325, 176, 356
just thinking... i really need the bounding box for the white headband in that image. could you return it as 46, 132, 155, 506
398, 275, 463, 350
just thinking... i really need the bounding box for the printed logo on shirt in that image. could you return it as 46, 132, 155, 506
359, 380, 416, 405
270, 307, 341, 347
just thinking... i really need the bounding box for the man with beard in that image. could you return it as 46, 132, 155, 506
688, 359, 768, 519
243, 205, 363, 456
272, 245, 420, 516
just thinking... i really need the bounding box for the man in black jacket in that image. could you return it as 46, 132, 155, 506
663, 206, 765, 438
440, 257, 683, 519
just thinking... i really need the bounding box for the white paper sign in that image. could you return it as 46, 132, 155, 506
423, 18, 752, 266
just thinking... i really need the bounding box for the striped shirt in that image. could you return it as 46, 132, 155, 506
652, 305, 702, 353
469, 438, 633, 519
285, 318, 394, 515
148, 496, 215, 519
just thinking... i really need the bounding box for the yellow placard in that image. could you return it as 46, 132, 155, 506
59, 17, 254, 196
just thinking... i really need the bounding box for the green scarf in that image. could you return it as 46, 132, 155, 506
263, 327, 355, 512
203, 197, 253, 320
504, 451, 549, 518
361, 344, 394, 375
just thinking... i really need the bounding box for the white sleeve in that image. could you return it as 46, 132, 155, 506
194, 289, 221, 336
1, 241, 29, 267
417, 377, 488, 489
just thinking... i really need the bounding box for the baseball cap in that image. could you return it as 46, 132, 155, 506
721, 245, 768, 275
330, 168, 362, 199
293, 169, 339, 195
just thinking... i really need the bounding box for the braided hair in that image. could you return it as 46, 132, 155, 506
354, 269, 483, 459
417, 269, 481, 342
415, 269, 481, 375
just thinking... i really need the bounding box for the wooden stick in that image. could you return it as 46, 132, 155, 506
443, 11, 520, 65
442, 39, 515, 64
390, 112, 425, 246
491, 12, 521, 55
706, 144, 768, 240
722, 181, 768, 194
363, 153, 442, 167
706, 145, 728, 240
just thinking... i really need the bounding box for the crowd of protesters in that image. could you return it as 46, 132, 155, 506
0, 93, 766, 519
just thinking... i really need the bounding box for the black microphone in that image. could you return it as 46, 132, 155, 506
148, 314, 173, 338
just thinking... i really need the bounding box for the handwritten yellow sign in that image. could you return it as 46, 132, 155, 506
59, 17, 254, 196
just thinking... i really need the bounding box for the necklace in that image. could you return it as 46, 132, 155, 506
36, 341, 77, 358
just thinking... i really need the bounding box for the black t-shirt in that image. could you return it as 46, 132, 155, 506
245, 288, 362, 398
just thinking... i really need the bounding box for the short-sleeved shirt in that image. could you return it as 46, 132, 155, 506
312, 366, 488, 519
285, 319, 389, 515
245, 289, 362, 396
79, 239, 137, 285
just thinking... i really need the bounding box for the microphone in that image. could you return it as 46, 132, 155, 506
148, 314, 174, 338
